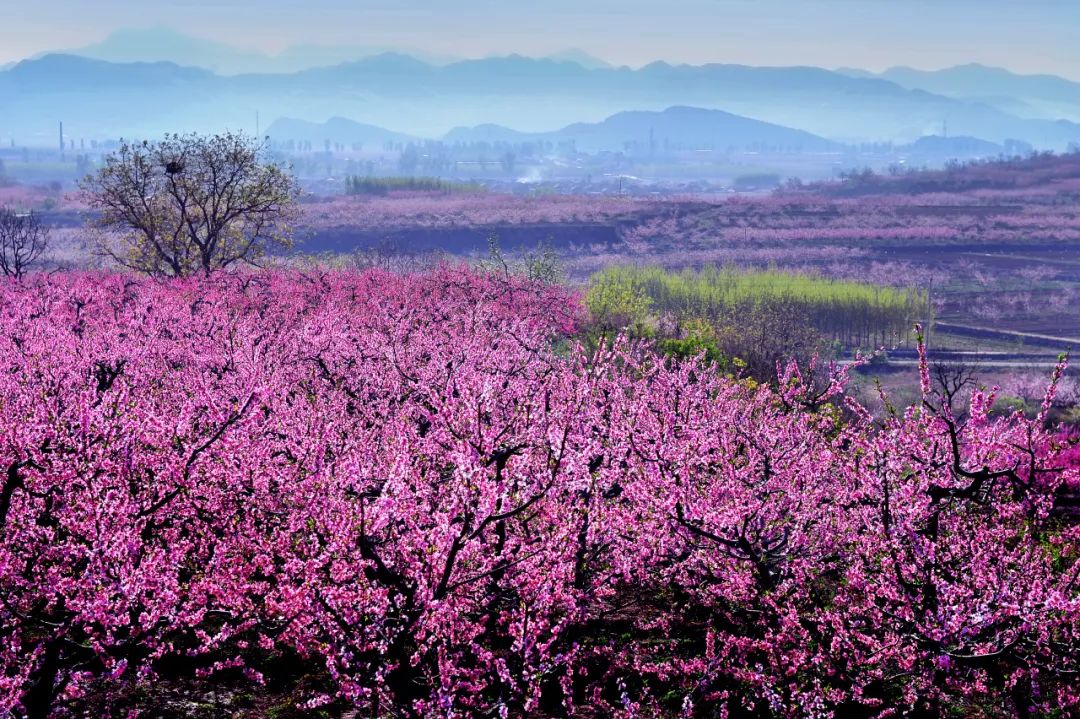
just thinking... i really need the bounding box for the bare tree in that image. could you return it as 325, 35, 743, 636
0, 207, 50, 280
81, 132, 301, 277
931, 358, 982, 414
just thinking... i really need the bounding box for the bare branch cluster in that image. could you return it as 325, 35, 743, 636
0, 208, 49, 280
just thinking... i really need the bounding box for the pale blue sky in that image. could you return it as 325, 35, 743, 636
2, 0, 1077, 77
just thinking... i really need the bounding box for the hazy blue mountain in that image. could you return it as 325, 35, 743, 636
560, 106, 841, 152
448, 106, 841, 153
266, 116, 417, 146
270, 44, 460, 71
444, 124, 532, 144
295, 52, 439, 88
273, 55, 1080, 146
543, 49, 614, 70
5, 53, 1080, 150
839, 64, 1080, 122
2, 53, 212, 91
899, 134, 1020, 161
834, 67, 876, 80
65, 27, 459, 75
66, 28, 608, 75
295, 106, 838, 154
0, 54, 257, 145
71, 27, 265, 74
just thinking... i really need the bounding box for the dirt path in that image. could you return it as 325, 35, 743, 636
933, 321, 1079, 350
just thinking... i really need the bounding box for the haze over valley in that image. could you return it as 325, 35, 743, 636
3, 26, 1080, 194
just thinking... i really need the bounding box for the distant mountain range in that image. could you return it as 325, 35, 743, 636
266, 117, 417, 147
443, 106, 842, 153
269, 107, 842, 153
3, 50, 1080, 151
541, 49, 613, 71
838, 64, 1080, 123
60, 27, 463, 74
901, 134, 1032, 160
270, 110, 1025, 161
50, 27, 613, 76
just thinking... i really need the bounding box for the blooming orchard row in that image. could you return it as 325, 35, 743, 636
1, 269, 1077, 717
297, 183, 1080, 251
302, 193, 651, 231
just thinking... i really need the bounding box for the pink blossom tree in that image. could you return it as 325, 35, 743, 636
0, 271, 1076, 718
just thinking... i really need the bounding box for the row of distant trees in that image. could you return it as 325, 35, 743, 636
587, 265, 932, 381
1, 132, 300, 279
345, 175, 484, 196
590, 265, 931, 344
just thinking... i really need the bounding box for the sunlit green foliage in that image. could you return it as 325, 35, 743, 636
585, 268, 654, 335
655, 318, 730, 369
588, 264, 931, 348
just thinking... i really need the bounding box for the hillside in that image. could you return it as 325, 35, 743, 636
446, 106, 841, 153
265, 116, 417, 147
788, 148, 1080, 196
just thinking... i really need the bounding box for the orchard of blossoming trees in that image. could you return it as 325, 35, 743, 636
0, 267, 1078, 718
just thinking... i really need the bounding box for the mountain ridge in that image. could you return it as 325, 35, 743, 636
276, 107, 1022, 159
837, 63, 1080, 122
4, 52, 1080, 149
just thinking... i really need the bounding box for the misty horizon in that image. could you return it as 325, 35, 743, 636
4, 25, 1076, 80
2, 0, 1078, 79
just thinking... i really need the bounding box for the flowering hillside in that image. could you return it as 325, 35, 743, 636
0, 269, 1077, 718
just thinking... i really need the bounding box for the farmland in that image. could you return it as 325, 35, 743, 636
11, 152, 1080, 362
3, 132, 1080, 719
281, 154, 1080, 352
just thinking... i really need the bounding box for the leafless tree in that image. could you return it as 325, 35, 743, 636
0, 207, 50, 280
81, 132, 301, 277
931, 358, 982, 414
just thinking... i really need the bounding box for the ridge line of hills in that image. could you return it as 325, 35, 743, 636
3, 51, 1080, 150
267, 109, 1034, 160
268, 106, 844, 153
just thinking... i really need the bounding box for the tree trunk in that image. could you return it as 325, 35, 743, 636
22, 639, 60, 719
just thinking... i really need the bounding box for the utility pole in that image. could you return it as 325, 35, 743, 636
59, 121, 65, 161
